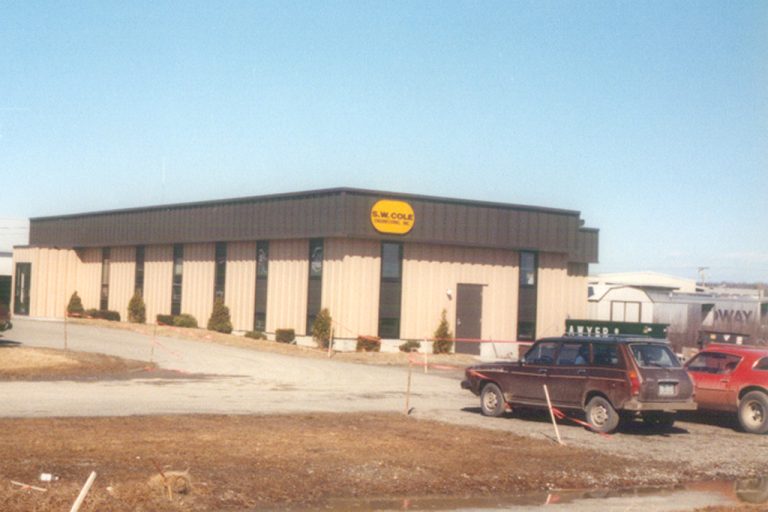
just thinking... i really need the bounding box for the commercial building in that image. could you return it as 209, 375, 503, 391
588, 272, 768, 349
12, 188, 598, 355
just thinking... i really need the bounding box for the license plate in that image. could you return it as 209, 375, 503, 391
658, 383, 676, 397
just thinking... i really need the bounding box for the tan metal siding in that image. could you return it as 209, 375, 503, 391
267, 239, 308, 334
536, 253, 588, 338
225, 242, 257, 332
12, 247, 79, 318
401, 244, 518, 341
181, 243, 215, 326
323, 238, 380, 339
109, 247, 135, 318
75, 248, 102, 310
144, 245, 173, 322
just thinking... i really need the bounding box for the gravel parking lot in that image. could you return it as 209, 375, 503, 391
4, 318, 768, 491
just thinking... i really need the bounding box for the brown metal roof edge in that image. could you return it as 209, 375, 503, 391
30, 186, 587, 223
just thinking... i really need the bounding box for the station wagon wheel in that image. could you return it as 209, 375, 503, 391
738, 391, 768, 435
480, 383, 506, 417
585, 396, 620, 433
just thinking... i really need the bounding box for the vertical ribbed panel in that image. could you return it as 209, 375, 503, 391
225, 242, 256, 332
181, 243, 215, 326
75, 248, 102, 310
535, 253, 587, 338
144, 245, 173, 322
12, 247, 78, 318
323, 238, 380, 339
109, 247, 135, 319
267, 239, 308, 334
401, 244, 518, 341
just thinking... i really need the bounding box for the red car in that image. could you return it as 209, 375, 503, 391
685, 344, 768, 434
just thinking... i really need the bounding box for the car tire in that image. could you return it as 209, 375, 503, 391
480, 383, 506, 417
643, 412, 676, 429
585, 396, 620, 433
738, 391, 768, 435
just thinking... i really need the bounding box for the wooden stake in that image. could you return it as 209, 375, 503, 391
151, 323, 157, 363
423, 345, 428, 374
10, 480, 47, 492
543, 384, 564, 446
69, 471, 97, 512
404, 360, 413, 415
64, 310, 68, 351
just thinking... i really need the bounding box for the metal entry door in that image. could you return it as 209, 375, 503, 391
14, 262, 31, 316
455, 284, 483, 355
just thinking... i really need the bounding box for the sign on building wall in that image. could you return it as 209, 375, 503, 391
370, 200, 415, 235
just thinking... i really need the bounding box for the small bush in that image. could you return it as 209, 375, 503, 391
245, 331, 267, 340
207, 298, 233, 334
173, 314, 198, 328
85, 309, 121, 322
399, 340, 421, 353
311, 308, 333, 349
432, 309, 454, 354
357, 335, 381, 352
67, 292, 84, 316
156, 314, 175, 326
275, 329, 295, 344
127, 292, 146, 324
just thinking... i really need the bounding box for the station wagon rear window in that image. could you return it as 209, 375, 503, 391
755, 357, 768, 371
629, 343, 680, 368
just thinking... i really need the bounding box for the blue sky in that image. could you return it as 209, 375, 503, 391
1, 1, 766, 282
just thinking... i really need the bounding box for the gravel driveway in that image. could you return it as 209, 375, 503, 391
4, 318, 768, 484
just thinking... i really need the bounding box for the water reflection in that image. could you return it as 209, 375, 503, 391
296, 477, 768, 511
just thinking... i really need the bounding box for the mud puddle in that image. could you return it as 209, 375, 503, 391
299, 477, 768, 511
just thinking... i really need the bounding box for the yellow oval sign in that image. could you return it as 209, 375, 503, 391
370, 200, 415, 235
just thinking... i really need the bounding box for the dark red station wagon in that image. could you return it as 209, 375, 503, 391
462, 335, 696, 433
685, 344, 768, 434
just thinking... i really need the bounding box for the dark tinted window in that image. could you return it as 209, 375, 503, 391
593, 343, 620, 367
556, 343, 590, 365
755, 357, 768, 371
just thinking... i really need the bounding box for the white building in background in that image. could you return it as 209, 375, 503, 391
588, 271, 767, 349
0, 218, 30, 307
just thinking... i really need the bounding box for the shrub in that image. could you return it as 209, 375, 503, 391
399, 340, 421, 353
207, 298, 233, 334
311, 308, 333, 349
275, 329, 295, 344
85, 309, 121, 321
173, 314, 198, 328
432, 309, 454, 354
357, 335, 381, 352
245, 331, 267, 340
127, 292, 146, 324
67, 292, 84, 316
156, 314, 175, 326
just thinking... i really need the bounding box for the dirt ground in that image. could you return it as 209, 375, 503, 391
0, 328, 763, 511
0, 413, 712, 511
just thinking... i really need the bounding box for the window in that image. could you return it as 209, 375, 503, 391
593, 343, 620, 367
611, 301, 642, 322
524, 341, 558, 365
214, 242, 226, 302
378, 243, 403, 339
556, 343, 590, 366
254, 241, 269, 332
629, 343, 681, 369
755, 357, 768, 372
171, 244, 183, 316
100, 248, 110, 310
520, 252, 536, 287
306, 239, 323, 334
135, 246, 145, 296
517, 251, 538, 341
688, 352, 742, 374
